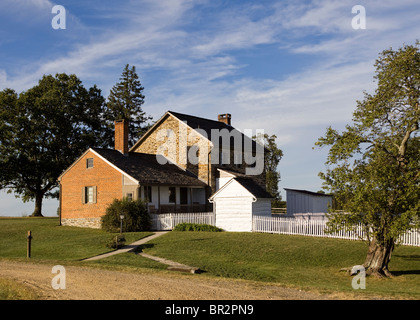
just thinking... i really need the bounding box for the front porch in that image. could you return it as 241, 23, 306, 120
137, 185, 210, 214
149, 203, 209, 213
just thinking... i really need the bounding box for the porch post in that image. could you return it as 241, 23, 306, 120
189, 187, 193, 213
158, 185, 161, 214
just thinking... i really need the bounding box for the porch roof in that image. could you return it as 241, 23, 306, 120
92, 148, 207, 187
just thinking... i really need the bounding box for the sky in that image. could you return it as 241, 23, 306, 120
0, 0, 419, 216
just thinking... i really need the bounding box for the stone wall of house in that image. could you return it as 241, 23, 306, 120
132, 114, 213, 186
59, 149, 123, 225
132, 113, 267, 195
61, 217, 102, 229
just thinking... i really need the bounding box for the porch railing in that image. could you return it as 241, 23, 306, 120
150, 212, 215, 230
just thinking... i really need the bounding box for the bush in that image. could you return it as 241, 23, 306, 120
106, 235, 126, 249
101, 198, 151, 232
173, 223, 223, 232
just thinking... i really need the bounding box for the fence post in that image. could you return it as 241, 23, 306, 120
27, 230, 32, 258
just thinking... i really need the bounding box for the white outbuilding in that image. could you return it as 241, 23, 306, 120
284, 188, 332, 219
209, 177, 272, 232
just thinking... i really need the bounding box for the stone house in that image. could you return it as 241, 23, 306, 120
58, 111, 268, 228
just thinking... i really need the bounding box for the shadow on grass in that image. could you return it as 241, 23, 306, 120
392, 254, 420, 276
392, 270, 420, 276
393, 254, 420, 261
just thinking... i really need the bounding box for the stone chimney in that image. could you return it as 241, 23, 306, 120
114, 119, 129, 154
218, 113, 231, 126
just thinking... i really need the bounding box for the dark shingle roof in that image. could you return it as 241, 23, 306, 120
168, 111, 265, 151
92, 148, 206, 187
234, 177, 273, 199
169, 111, 232, 140
284, 188, 332, 197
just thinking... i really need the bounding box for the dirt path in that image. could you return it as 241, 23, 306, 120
0, 260, 335, 300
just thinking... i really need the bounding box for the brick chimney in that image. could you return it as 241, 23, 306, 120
114, 119, 129, 154
218, 113, 231, 126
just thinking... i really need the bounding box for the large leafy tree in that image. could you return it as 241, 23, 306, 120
315, 41, 420, 277
104, 64, 152, 148
0, 73, 106, 216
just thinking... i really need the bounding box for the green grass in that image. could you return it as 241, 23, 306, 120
1, 217, 419, 299
141, 231, 420, 299
0, 217, 154, 299
0, 217, 152, 261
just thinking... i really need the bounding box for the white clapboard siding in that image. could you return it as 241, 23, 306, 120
215, 197, 254, 232
150, 212, 215, 231
211, 178, 273, 232
252, 199, 272, 217
252, 215, 420, 247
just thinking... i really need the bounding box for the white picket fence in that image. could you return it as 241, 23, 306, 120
149, 212, 420, 246
150, 212, 215, 231
252, 215, 420, 247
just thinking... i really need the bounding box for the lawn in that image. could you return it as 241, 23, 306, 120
1, 217, 419, 299
0, 217, 152, 261
140, 231, 420, 299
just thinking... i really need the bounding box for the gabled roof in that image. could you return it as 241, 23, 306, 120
92, 148, 206, 186
59, 147, 206, 187
130, 110, 265, 152
209, 177, 273, 201
168, 110, 233, 141
235, 177, 273, 199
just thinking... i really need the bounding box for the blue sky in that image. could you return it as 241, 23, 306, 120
0, 0, 419, 216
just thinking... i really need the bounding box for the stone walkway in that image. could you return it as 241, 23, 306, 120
83, 232, 168, 261
83, 231, 200, 273
136, 252, 200, 274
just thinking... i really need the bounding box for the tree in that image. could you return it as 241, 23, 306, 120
315, 41, 420, 277
0, 73, 106, 216
104, 64, 152, 148
254, 133, 283, 203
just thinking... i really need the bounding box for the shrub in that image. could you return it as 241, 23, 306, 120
106, 235, 126, 249
173, 223, 223, 232
101, 198, 151, 232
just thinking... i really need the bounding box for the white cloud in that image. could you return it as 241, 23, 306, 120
1, 0, 419, 198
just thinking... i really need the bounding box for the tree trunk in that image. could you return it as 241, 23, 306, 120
363, 237, 394, 277
31, 192, 44, 217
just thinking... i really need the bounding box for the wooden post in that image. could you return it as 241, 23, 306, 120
157, 185, 161, 214
27, 231, 32, 258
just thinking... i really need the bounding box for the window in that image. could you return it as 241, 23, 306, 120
144, 186, 152, 202
82, 186, 96, 204
180, 187, 188, 205
86, 158, 94, 168
125, 192, 133, 201
169, 187, 176, 203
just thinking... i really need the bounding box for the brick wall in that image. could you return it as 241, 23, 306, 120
60, 150, 123, 225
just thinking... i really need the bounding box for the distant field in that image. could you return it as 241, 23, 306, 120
1, 217, 419, 299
